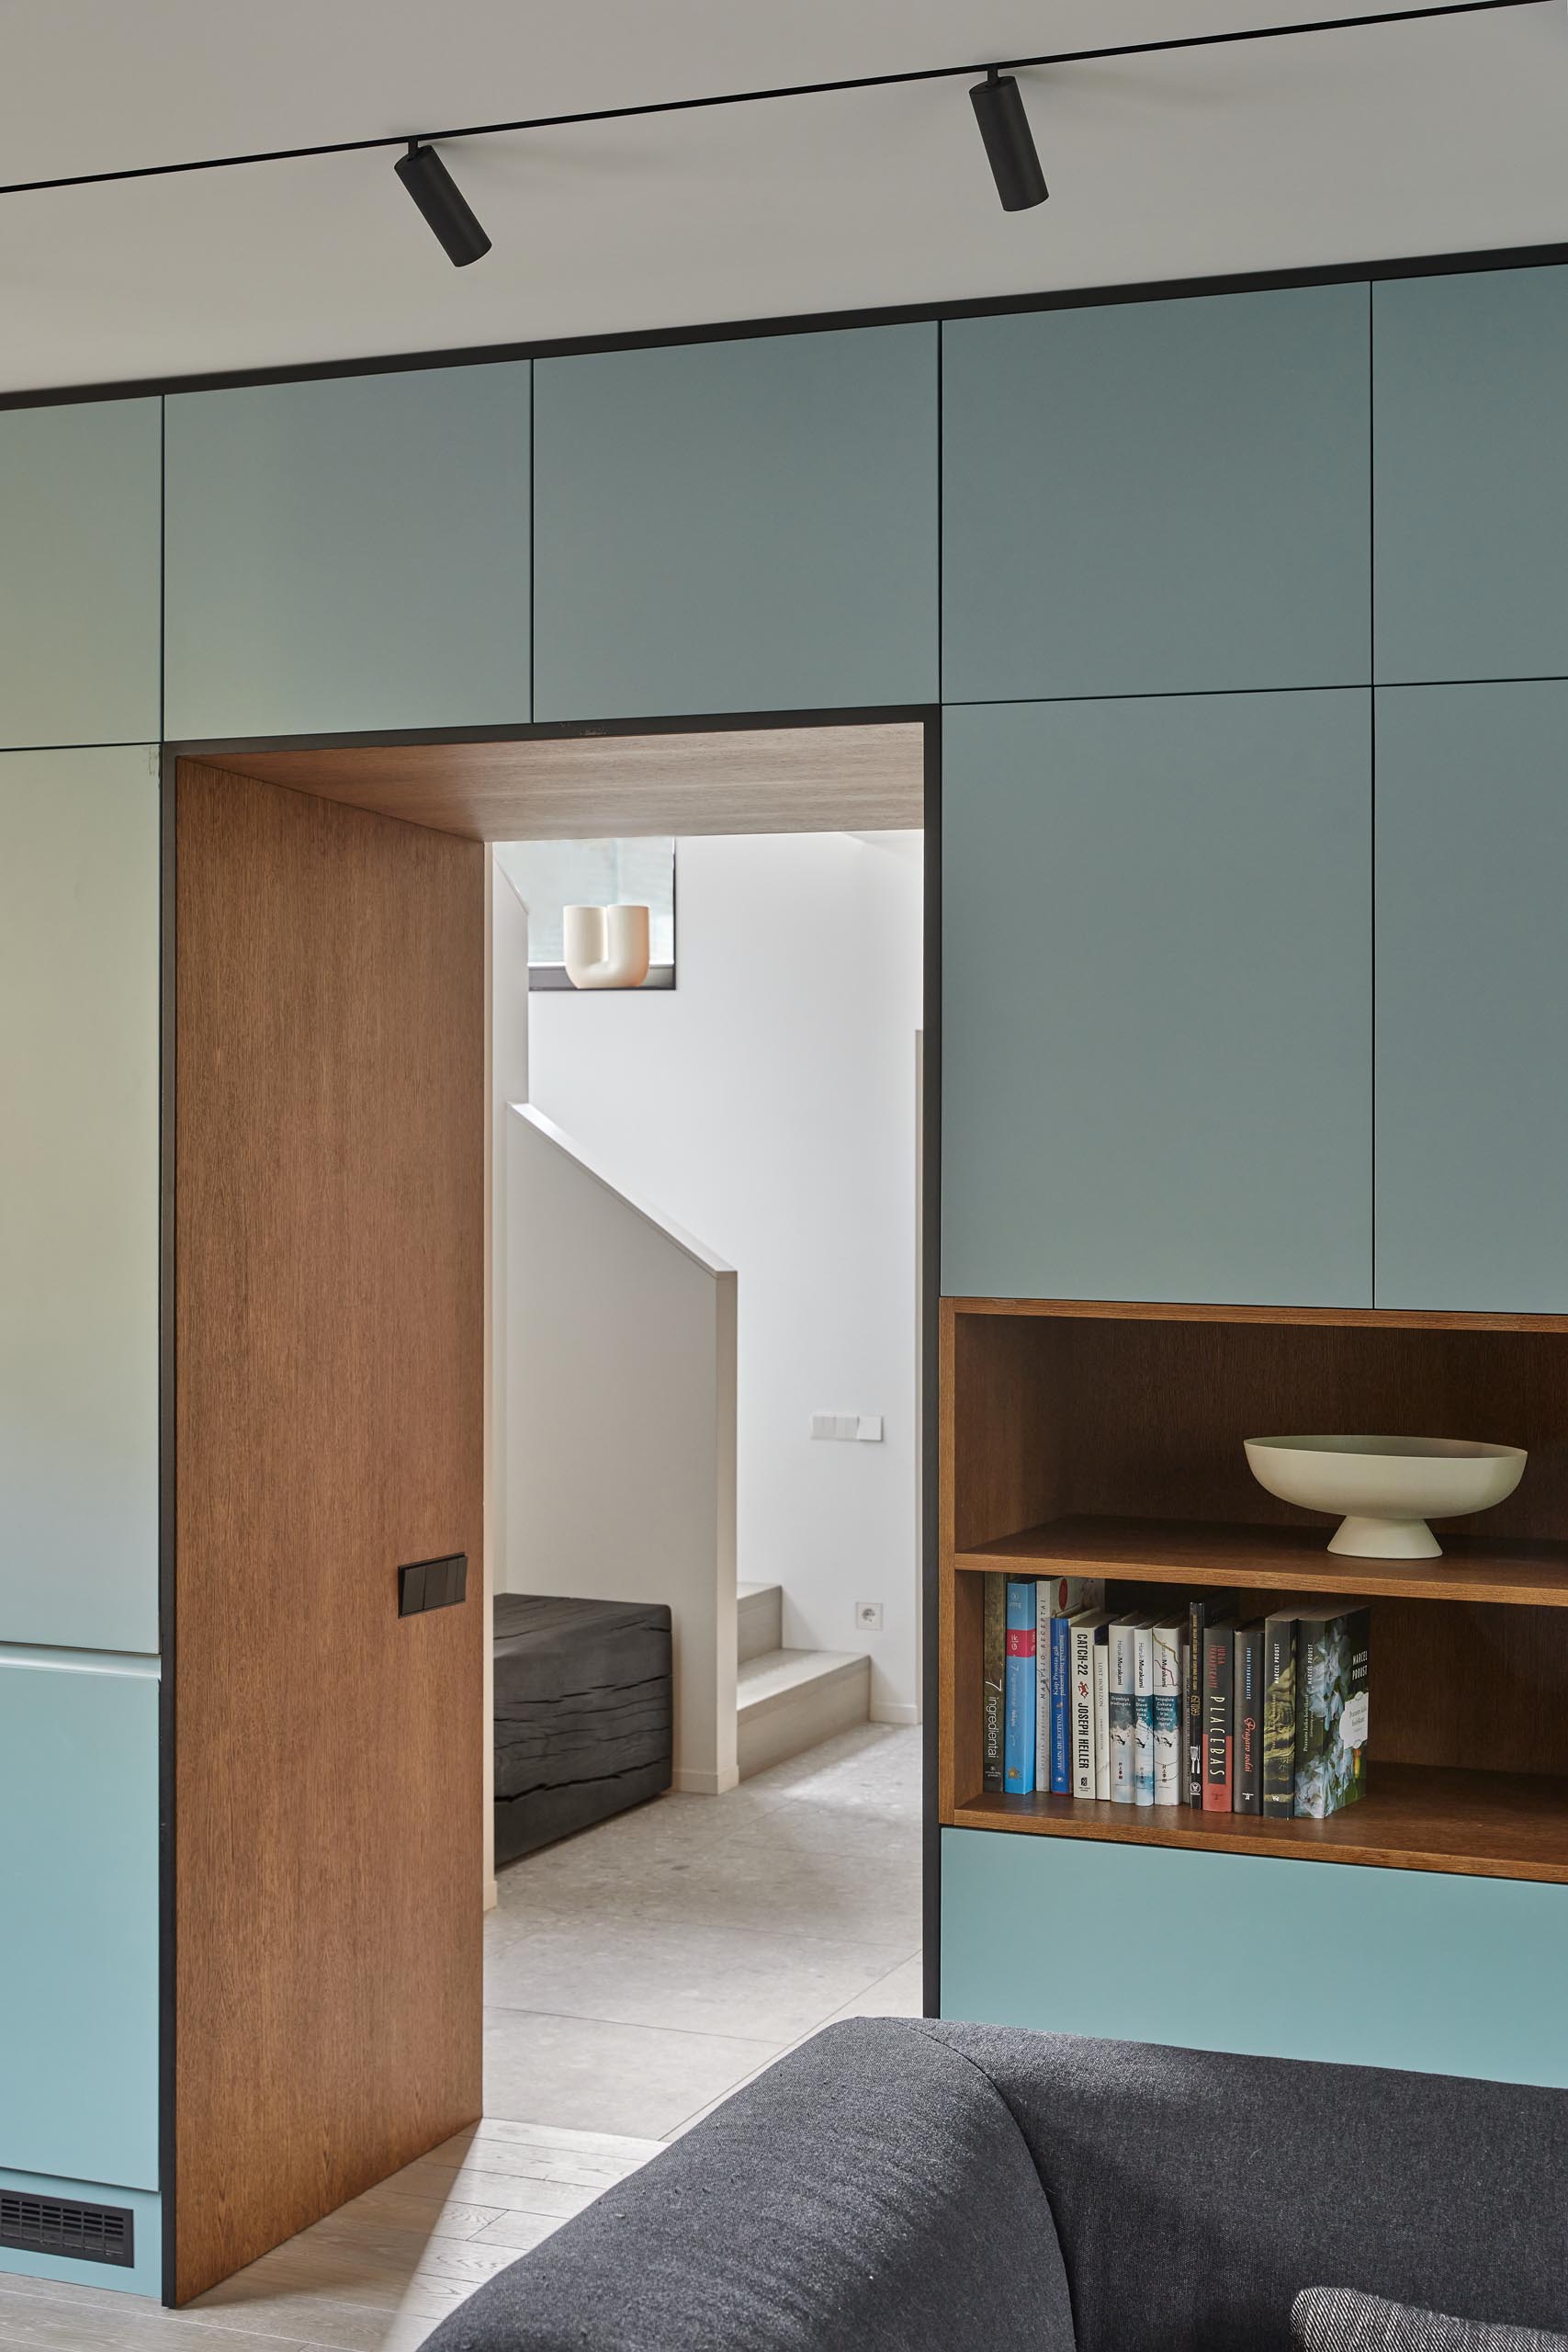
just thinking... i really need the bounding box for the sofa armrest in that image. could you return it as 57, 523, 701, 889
424, 2018, 1075, 2352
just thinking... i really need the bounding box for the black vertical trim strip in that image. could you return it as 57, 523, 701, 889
934, 320, 944, 708
1368, 280, 1378, 1312
920, 740, 942, 2020
156, 743, 177, 2306
157, 398, 166, 746
923, 328, 944, 2020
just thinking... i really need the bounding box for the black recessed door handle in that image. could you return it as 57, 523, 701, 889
398, 1554, 468, 1616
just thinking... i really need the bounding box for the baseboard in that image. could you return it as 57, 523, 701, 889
870, 1700, 920, 1726
484, 1876, 498, 1912
672, 1763, 741, 1795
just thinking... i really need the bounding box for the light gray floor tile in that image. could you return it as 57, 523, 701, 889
486, 1912, 897, 2041
819, 1951, 926, 2023
482, 2006, 784, 2140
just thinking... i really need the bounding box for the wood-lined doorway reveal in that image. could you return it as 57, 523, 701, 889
167, 716, 928, 2301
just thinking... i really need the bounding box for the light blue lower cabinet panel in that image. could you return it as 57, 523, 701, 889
0, 1656, 159, 2199
0, 2171, 160, 2300
941, 693, 1372, 1306
941, 1829, 1568, 2088
1376, 682, 1568, 1312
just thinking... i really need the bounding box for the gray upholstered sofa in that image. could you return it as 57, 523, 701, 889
424, 2017, 1568, 2352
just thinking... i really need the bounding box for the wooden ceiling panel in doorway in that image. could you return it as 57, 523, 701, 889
201, 720, 926, 841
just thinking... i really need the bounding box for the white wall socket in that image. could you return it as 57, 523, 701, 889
855, 1601, 884, 1633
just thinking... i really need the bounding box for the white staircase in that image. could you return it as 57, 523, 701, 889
735, 1583, 870, 1779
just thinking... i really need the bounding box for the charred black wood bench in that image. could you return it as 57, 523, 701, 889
492, 1594, 673, 1865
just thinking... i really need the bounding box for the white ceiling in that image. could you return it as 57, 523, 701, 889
3, 0, 1566, 396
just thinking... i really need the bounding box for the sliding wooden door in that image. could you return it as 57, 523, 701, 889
172, 759, 485, 2301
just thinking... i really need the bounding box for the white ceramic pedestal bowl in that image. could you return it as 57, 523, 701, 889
1243, 1434, 1528, 1559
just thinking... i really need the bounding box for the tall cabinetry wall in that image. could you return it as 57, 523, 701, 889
3, 252, 1566, 2301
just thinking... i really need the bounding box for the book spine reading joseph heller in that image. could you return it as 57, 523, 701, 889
983, 1575, 1006, 1794
1070, 1612, 1109, 1799
1151, 1618, 1183, 1807
1092, 1623, 1111, 1798
1004, 1579, 1038, 1795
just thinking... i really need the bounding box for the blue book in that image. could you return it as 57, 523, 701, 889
1050, 1613, 1073, 1792
1003, 1579, 1037, 1795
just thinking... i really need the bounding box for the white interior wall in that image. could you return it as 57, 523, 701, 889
504, 1106, 739, 1793
508, 830, 923, 1722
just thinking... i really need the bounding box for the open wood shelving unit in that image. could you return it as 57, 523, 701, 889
938, 1296, 1568, 1887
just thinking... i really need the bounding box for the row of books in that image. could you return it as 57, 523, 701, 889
981, 1574, 1371, 1819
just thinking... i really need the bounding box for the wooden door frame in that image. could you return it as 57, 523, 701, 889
157, 702, 942, 2306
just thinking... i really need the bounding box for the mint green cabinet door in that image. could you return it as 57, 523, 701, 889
0, 1658, 159, 2195
1375, 266, 1568, 684
941, 1828, 1568, 2087
0, 747, 159, 1654
533, 325, 938, 720
1376, 681, 1568, 1311
941, 694, 1371, 1306
0, 400, 161, 748
164, 364, 530, 740
942, 285, 1370, 703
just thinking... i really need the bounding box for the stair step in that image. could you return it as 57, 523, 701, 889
737, 1647, 870, 1780
737, 1581, 783, 1665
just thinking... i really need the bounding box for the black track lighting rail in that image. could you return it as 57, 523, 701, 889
0, 0, 1547, 201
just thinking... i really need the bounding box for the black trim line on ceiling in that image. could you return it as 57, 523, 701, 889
6, 232, 1568, 414
0, 1, 1547, 200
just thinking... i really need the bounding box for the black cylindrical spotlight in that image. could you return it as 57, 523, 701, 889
395, 141, 492, 266
969, 69, 1047, 212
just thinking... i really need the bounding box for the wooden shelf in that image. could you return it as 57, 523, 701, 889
947, 1762, 1568, 1883
956, 1515, 1568, 1609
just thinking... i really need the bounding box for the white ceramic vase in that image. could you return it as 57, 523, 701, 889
561, 903, 651, 990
